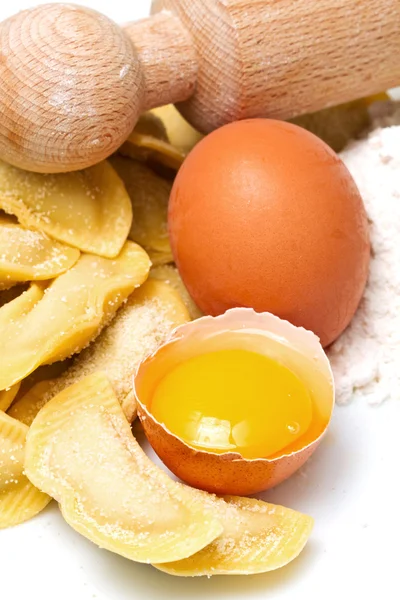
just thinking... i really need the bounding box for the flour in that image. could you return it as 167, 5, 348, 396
327, 103, 400, 404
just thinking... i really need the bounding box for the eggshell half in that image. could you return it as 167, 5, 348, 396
135, 308, 334, 496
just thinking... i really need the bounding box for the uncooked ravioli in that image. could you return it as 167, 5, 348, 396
109, 156, 171, 255
151, 105, 204, 154
9, 279, 190, 425
0, 159, 132, 258
150, 265, 202, 319
0, 242, 150, 390
119, 113, 185, 171
0, 383, 20, 412
24, 373, 223, 563
0, 217, 80, 287
0, 411, 51, 528
24, 372, 312, 571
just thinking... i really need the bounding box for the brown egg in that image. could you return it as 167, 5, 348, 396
135, 308, 335, 496
168, 119, 370, 347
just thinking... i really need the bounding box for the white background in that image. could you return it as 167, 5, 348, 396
1, 2, 399, 599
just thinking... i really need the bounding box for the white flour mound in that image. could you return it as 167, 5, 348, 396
327, 103, 400, 405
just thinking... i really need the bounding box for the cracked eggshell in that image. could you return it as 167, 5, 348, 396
135, 308, 335, 496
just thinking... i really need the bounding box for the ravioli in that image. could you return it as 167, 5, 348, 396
25, 373, 222, 563
0, 160, 132, 258
25, 373, 313, 573
9, 279, 189, 425
0, 411, 51, 528
109, 156, 171, 255
0, 217, 79, 287
0, 384, 20, 412
119, 114, 185, 171
151, 105, 203, 154
0, 243, 150, 390
150, 265, 203, 319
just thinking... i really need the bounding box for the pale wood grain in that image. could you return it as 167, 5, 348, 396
0, 4, 142, 172
0, 0, 399, 172
124, 12, 197, 111
156, 0, 400, 132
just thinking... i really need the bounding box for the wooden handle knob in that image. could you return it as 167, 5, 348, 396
0, 4, 196, 173
0, 4, 143, 172
0, 1, 399, 173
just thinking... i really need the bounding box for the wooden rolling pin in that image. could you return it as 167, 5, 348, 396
0, 0, 398, 173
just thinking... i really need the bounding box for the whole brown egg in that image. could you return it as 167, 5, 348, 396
168, 119, 370, 347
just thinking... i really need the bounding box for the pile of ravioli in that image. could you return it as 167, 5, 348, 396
0, 101, 376, 577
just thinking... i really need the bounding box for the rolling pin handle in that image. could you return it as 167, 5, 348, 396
124, 11, 198, 111
0, 0, 399, 173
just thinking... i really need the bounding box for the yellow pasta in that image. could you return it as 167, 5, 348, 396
109, 156, 171, 255
0, 284, 29, 308
0, 383, 21, 412
0, 103, 315, 574
0, 283, 45, 322
0, 217, 80, 287
9, 279, 190, 425
15, 361, 73, 402
25, 372, 313, 573
147, 248, 174, 266
0, 243, 150, 390
119, 114, 185, 171
154, 495, 313, 576
151, 105, 203, 154
25, 373, 223, 563
0, 411, 51, 528
134, 112, 169, 141
0, 160, 132, 258
150, 265, 203, 320
290, 94, 390, 152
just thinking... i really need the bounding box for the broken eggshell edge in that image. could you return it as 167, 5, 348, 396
134, 308, 335, 496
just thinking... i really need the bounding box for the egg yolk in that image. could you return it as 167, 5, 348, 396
150, 348, 313, 459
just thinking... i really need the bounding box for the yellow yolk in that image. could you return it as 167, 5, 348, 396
150, 348, 313, 459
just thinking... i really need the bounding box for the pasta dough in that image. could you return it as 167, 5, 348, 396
25, 372, 223, 563
0, 411, 51, 528
109, 156, 171, 255
119, 114, 185, 171
150, 265, 202, 319
25, 372, 313, 573
0, 160, 132, 258
9, 279, 190, 424
0, 217, 80, 287
0, 384, 20, 412
0, 243, 150, 390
